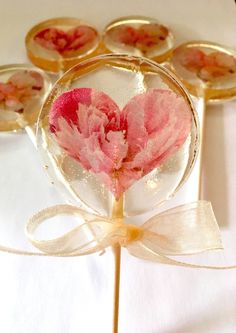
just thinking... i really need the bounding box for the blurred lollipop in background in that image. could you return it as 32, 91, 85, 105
0, 64, 51, 143
169, 41, 236, 197
103, 16, 174, 63
25, 17, 102, 74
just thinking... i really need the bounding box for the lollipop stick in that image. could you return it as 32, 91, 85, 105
194, 96, 206, 198
25, 125, 37, 147
112, 244, 121, 333
111, 196, 123, 333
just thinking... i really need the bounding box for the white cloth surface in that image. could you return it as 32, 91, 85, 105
1, 0, 236, 332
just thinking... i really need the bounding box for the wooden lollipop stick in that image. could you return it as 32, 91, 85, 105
112, 244, 121, 333
195, 96, 206, 199
111, 196, 124, 333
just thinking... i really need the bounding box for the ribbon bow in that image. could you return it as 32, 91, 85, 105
2, 201, 236, 269
23, 200, 235, 269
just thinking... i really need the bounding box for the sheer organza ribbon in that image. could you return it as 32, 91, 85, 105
1, 201, 236, 269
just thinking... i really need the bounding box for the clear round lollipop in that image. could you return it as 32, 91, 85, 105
103, 16, 174, 63
25, 17, 102, 73
0, 64, 51, 134
170, 41, 236, 101
169, 41, 236, 197
37, 54, 198, 217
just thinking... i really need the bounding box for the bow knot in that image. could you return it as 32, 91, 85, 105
118, 224, 143, 247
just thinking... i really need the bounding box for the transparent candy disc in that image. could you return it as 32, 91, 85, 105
0, 64, 51, 132
25, 17, 102, 73
170, 41, 236, 101
37, 54, 199, 217
103, 16, 174, 63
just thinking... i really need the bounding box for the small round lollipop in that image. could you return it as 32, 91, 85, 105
25, 17, 102, 73
0, 64, 51, 134
103, 16, 174, 63
170, 41, 236, 100
169, 41, 236, 197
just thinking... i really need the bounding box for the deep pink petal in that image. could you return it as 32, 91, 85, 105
49, 88, 92, 132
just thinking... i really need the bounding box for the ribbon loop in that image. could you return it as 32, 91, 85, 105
140, 201, 223, 256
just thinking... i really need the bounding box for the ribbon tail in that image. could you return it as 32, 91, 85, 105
127, 241, 236, 270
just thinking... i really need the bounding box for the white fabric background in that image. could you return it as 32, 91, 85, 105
0, 0, 236, 332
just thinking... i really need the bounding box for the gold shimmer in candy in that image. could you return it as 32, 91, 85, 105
103, 16, 174, 63
25, 17, 102, 73
0, 64, 51, 132
170, 41, 236, 101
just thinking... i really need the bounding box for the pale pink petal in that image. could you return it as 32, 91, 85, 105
101, 131, 128, 170
91, 89, 120, 131
123, 89, 191, 174
123, 98, 148, 153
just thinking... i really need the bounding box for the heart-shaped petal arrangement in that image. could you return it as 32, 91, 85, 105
34, 26, 98, 56
179, 48, 236, 82
107, 24, 169, 53
49, 88, 192, 200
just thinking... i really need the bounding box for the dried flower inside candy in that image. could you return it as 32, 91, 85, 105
49, 88, 192, 199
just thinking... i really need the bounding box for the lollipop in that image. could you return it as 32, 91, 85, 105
37, 54, 198, 216
103, 16, 174, 63
25, 17, 102, 73
37, 54, 198, 332
169, 41, 236, 197
0, 64, 51, 135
